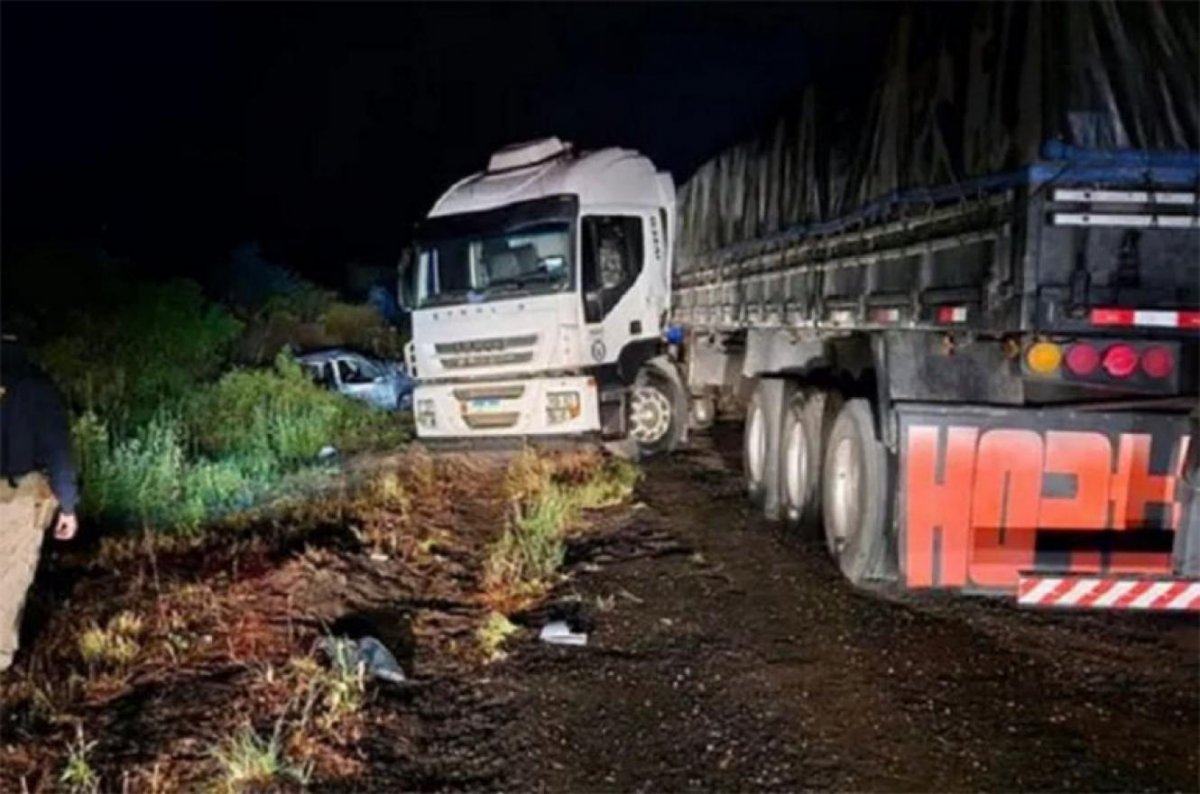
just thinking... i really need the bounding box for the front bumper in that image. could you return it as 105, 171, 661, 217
413, 376, 600, 438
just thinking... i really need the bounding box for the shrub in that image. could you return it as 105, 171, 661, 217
321, 302, 404, 358
186, 350, 407, 463
186, 352, 342, 464
38, 280, 242, 428
484, 485, 575, 592
73, 412, 264, 532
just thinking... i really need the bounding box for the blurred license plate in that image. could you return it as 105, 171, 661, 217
470, 398, 501, 411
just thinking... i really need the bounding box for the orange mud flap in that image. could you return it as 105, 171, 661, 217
1016, 573, 1200, 611
895, 403, 1193, 596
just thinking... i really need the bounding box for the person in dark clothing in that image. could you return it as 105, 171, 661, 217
0, 337, 79, 671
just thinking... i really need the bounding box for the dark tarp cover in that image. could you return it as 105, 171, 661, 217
676, 1, 1200, 267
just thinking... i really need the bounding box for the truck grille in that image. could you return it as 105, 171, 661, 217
434, 334, 538, 370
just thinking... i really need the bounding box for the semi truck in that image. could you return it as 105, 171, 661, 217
403, 2, 1200, 608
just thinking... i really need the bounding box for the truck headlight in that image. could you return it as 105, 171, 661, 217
545, 391, 581, 424
416, 399, 437, 429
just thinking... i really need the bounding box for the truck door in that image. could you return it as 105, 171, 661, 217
580, 215, 644, 325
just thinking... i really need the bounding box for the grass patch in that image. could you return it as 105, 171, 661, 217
570, 457, 640, 509
485, 449, 640, 609
298, 638, 367, 732
211, 723, 312, 793
484, 486, 574, 595
477, 612, 518, 662
78, 611, 144, 673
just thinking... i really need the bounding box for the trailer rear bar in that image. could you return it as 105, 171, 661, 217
1017, 574, 1200, 611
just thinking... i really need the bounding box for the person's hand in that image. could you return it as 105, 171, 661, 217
54, 512, 78, 541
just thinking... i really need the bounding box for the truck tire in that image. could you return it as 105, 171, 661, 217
780, 388, 842, 535
744, 379, 792, 516
821, 399, 891, 586
629, 367, 682, 458
744, 386, 771, 507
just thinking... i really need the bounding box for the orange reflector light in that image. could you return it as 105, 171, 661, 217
1026, 342, 1062, 375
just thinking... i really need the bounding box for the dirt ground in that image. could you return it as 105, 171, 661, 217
2, 428, 1197, 792
499, 429, 1199, 793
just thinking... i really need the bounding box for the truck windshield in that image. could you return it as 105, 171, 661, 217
417, 222, 572, 308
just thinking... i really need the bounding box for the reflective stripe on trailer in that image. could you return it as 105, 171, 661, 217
1017, 575, 1200, 611
1089, 308, 1200, 329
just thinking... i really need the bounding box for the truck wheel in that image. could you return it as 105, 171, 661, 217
822, 399, 891, 586
781, 388, 842, 534
628, 370, 681, 458
744, 387, 770, 506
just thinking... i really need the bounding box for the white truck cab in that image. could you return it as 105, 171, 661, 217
403, 137, 682, 451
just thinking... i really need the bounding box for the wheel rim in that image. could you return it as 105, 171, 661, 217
828, 437, 861, 552
784, 411, 808, 519
746, 403, 767, 486
629, 384, 672, 444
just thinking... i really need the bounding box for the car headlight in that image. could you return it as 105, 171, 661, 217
545, 391, 581, 424
416, 399, 437, 428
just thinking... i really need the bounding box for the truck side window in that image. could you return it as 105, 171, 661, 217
581, 216, 643, 322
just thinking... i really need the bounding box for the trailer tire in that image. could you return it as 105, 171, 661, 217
744, 383, 782, 510
781, 388, 842, 535
822, 399, 890, 586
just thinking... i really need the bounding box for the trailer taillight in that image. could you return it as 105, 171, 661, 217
1064, 343, 1099, 376
1140, 346, 1174, 379
1101, 344, 1138, 379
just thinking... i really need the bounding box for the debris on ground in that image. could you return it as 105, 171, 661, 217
321, 635, 407, 684
539, 620, 588, 646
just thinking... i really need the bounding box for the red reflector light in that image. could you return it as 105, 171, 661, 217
936, 306, 967, 323
1064, 343, 1099, 376
1140, 346, 1174, 379
1101, 344, 1138, 378
1090, 308, 1134, 326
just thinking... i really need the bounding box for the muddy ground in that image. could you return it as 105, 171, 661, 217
2, 427, 1198, 792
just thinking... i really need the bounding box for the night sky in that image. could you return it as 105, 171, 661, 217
3, 2, 893, 285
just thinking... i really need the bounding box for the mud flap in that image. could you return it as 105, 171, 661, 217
1172, 417, 1200, 577
895, 404, 1192, 595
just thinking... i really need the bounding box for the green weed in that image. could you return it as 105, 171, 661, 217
485, 486, 575, 592
59, 724, 100, 794
78, 610, 144, 672
211, 723, 312, 792
568, 457, 640, 509
477, 612, 518, 662
288, 638, 367, 733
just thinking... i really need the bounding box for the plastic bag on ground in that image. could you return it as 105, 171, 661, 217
320, 635, 407, 684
